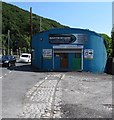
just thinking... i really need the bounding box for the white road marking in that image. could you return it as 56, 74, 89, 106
0, 70, 12, 78
60, 74, 65, 80
45, 77, 48, 80
0, 76, 3, 79
4, 74, 7, 76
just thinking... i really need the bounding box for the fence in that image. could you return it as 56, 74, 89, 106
1, 48, 30, 59
106, 57, 114, 75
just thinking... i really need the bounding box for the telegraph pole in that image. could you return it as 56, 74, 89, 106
40, 17, 42, 32
112, 26, 114, 75
7, 30, 10, 55
30, 7, 32, 66
30, 7, 32, 42
112, 2, 114, 75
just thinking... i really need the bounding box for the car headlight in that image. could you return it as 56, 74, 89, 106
4, 61, 9, 63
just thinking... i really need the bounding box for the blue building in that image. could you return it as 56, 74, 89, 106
32, 28, 107, 73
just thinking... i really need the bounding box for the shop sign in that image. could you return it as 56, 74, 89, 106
84, 49, 94, 59
43, 49, 52, 59
53, 45, 83, 49
49, 34, 76, 44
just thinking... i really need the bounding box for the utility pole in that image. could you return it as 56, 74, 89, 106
40, 17, 42, 32
112, 26, 114, 75
112, 2, 114, 75
112, 25, 114, 58
7, 30, 10, 55
30, 7, 32, 46
30, 7, 32, 66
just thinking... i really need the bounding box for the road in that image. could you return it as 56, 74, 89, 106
2, 63, 47, 118
1, 63, 112, 119
0, 63, 26, 78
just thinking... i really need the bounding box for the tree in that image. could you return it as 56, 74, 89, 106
111, 27, 114, 57
100, 34, 112, 57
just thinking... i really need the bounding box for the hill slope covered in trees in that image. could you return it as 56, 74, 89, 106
2, 2, 68, 52
2, 2, 112, 57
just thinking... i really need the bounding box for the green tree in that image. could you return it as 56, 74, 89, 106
111, 27, 114, 57
2, 2, 68, 53
100, 34, 112, 57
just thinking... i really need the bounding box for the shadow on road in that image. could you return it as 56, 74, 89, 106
8, 64, 33, 72
8, 64, 68, 73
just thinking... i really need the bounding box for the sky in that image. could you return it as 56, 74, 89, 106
112, 2, 114, 27
7, 2, 112, 36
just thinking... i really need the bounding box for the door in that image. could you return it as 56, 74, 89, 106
72, 53, 82, 71
60, 53, 68, 69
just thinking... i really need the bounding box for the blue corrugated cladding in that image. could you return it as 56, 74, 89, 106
83, 34, 107, 73
32, 28, 107, 73
32, 32, 53, 70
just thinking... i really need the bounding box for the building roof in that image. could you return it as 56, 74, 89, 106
36, 28, 102, 38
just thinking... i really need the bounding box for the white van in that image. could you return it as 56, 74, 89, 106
18, 53, 31, 63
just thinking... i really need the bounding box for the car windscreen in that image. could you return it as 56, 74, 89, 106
2, 56, 11, 59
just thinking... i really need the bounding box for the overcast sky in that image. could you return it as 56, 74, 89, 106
6, 2, 112, 36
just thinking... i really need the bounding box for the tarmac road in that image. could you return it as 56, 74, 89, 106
1, 63, 112, 119
2, 63, 47, 118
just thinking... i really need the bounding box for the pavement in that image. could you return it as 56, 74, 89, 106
18, 74, 64, 118
18, 71, 112, 119
61, 72, 112, 118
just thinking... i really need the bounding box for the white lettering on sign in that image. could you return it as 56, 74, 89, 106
43, 49, 52, 58
49, 36, 71, 40
84, 49, 94, 59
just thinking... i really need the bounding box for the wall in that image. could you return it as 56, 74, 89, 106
32, 28, 107, 73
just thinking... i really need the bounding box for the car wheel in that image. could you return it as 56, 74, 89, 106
7, 63, 10, 67
13, 62, 16, 66
9, 62, 13, 67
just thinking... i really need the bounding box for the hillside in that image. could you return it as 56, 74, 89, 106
2, 2, 112, 57
2, 2, 68, 52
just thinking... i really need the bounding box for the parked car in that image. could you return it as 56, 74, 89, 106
0, 55, 16, 67
18, 53, 31, 63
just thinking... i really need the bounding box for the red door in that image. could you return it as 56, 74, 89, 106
60, 53, 68, 69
